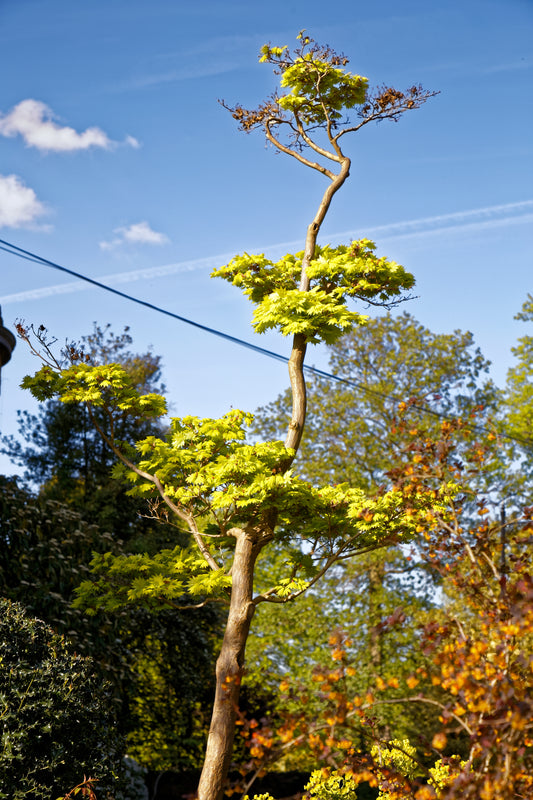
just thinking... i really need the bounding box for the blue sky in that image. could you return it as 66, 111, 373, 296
0, 0, 532, 475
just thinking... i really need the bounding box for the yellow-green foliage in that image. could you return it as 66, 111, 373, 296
259, 32, 368, 125
25, 359, 457, 616
305, 769, 359, 800
371, 739, 418, 798
212, 241, 414, 345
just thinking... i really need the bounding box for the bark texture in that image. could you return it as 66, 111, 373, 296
197, 530, 263, 800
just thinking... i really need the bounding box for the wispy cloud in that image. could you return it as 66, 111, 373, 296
114, 33, 261, 91
0, 174, 49, 229
1, 201, 531, 305
124, 61, 238, 90
257, 201, 533, 258
480, 59, 531, 75
99, 221, 170, 250
0, 99, 139, 153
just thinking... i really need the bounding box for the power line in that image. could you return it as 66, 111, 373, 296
0, 238, 289, 365
0, 236, 530, 448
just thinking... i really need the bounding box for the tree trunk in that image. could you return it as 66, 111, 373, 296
197, 529, 263, 800
198, 153, 352, 800
368, 560, 385, 672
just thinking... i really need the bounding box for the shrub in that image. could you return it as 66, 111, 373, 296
0, 599, 123, 799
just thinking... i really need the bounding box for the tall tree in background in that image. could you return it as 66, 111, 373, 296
23, 34, 437, 800
238, 414, 533, 799
254, 312, 497, 489
244, 314, 498, 770
502, 294, 533, 504
1, 324, 166, 539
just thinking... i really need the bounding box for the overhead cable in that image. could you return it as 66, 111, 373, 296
0, 237, 530, 448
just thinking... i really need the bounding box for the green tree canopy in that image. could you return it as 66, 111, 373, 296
0, 325, 224, 771
241, 312, 497, 769
501, 294, 533, 503
1, 324, 166, 539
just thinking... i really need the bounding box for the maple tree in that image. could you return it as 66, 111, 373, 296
22, 33, 436, 800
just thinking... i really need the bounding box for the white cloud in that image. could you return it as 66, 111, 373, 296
0, 174, 48, 228
124, 134, 141, 149
100, 221, 170, 250
0, 99, 138, 153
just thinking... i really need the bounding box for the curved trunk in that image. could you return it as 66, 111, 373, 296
197, 157, 352, 800
284, 157, 351, 459
197, 530, 263, 800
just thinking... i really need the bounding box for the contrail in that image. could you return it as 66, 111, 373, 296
333, 200, 533, 240
1, 200, 531, 305
0, 251, 239, 305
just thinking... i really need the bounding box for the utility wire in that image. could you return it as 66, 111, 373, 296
1, 236, 530, 448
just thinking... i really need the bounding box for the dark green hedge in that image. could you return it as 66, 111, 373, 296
0, 599, 123, 799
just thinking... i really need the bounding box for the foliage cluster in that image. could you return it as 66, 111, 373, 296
0, 326, 222, 772
212, 242, 414, 344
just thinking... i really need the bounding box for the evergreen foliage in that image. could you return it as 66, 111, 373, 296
0, 599, 123, 800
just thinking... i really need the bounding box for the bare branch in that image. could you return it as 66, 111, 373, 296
336, 85, 439, 141
264, 121, 336, 179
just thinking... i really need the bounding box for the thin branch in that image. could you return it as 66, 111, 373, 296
86, 405, 222, 573
158, 595, 228, 611
371, 695, 474, 736
264, 122, 336, 179
292, 113, 343, 163
253, 552, 337, 605
480, 550, 501, 582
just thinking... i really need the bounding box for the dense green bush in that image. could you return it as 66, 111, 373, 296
0, 599, 123, 799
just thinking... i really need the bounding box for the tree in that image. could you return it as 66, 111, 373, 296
241, 313, 498, 765
240, 544, 440, 778
237, 415, 533, 799
1, 324, 166, 538
501, 294, 533, 504
253, 312, 497, 491
22, 33, 437, 800
0, 473, 220, 772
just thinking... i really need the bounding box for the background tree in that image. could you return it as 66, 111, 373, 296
1, 324, 167, 539
236, 413, 533, 800
22, 33, 436, 800
500, 294, 533, 506
242, 545, 439, 776
0, 475, 220, 774
253, 312, 497, 490
242, 312, 498, 769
